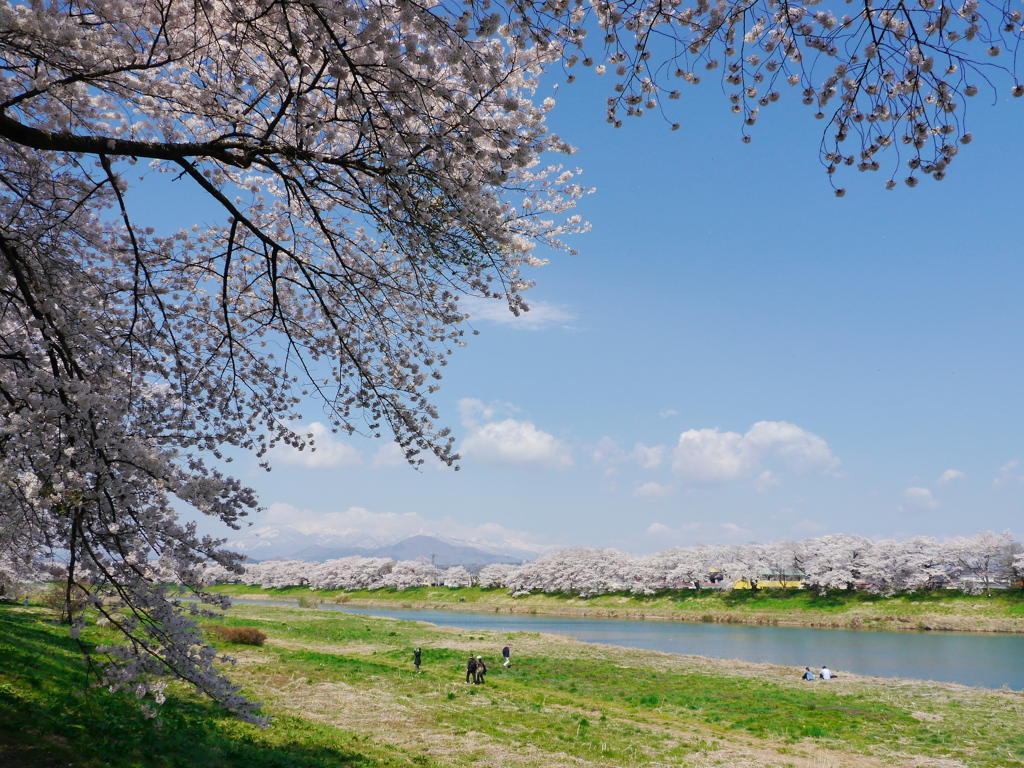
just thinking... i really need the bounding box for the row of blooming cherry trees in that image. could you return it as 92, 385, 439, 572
201, 530, 1023, 598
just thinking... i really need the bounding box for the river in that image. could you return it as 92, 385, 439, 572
227, 598, 1024, 691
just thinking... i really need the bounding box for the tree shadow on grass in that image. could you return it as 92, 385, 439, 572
0, 606, 412, 768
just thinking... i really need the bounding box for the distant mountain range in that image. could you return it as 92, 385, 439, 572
225, 527, 547, 565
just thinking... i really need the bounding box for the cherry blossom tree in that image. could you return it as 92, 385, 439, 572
505, 547, 637, 596
381, 558, 439, 589
477, 562, 518, 588
0, 549, 48, 598
1008, 546, 1024, 592
761, 540, 804, 586
723, 543, 770, 591
309, 556, 395, 591
549, 0, 1024, 191
664, 544, 725, 593
630, 549, 682, 594
858, 536, 943, 594
0, 0, 585, 723
797, 534, 872, 592
240, 560, 311, 589
443, 565, 473, 588
941, 529, 1014, 594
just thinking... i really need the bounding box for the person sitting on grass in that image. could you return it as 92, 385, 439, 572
820, 665, 832, 680
802, 667, 817, 681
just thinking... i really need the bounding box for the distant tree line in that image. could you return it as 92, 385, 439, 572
176, 530, 1024, 598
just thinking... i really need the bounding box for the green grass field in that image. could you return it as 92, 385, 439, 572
3, 599, 1024, 768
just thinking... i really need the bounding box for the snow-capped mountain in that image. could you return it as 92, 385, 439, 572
225, 526, 553, 564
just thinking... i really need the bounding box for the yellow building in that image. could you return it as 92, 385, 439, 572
731, 574, 805, 590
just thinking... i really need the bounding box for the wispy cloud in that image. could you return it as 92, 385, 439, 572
461, 295, 574, 330
632, 481, 673, 499
632, 443, 666, 470
992, 461, 1024, 490
937, 469, 965, 485
259, 502, 554, 550
900, 486, 940, 512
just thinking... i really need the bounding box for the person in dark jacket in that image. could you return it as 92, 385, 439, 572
413, 647, 422, 673
466, 654, 477, 683
502, 644, 511, 668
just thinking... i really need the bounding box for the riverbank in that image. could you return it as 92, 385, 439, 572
3, 601, 1023, 768
208, 584, 1024, 633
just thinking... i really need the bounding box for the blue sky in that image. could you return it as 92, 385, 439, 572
187, 66, 1024, 556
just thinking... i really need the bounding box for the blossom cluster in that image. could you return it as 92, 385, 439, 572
221, 530, 1022, 598
0, 0, 587, 723
544, 0, 1024, 188
218, 557, 475, 592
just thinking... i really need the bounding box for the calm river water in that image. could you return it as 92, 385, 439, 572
230, 598, 1024, 690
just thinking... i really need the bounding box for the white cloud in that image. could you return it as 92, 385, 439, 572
461, 295, 574, 330
671, 427, 746, 482
632, 443, 666, 470
459, 398, 572, 471
937, 468, 965, 485
755, 470, 782, 493
462, 419, 573, 470
591, 436, 621, 469
992, 460, 1024, 490
670, 420, 839, 486
372, 442, 407, 468
458, 397, 517, 423
658, 409, 678, 419
261, 502, 551, 549
591, 438, 665, 475
900, 486, 940, 512
743, 421, 839, 473
632, 481, 673, 499
638, 520, 755, 547
265, 502, 416, 538
268, 422, 362, 469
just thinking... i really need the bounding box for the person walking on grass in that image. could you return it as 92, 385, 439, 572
413, 647, 422, 673
466, 654, 477, 683
502, 644, 511, 668
474, 656, 487, 684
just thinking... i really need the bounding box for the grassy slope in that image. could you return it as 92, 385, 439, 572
3, 601, 1024, 768
208, 584, 1024, 633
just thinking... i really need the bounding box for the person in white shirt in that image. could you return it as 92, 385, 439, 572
820, 665, 832, 680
